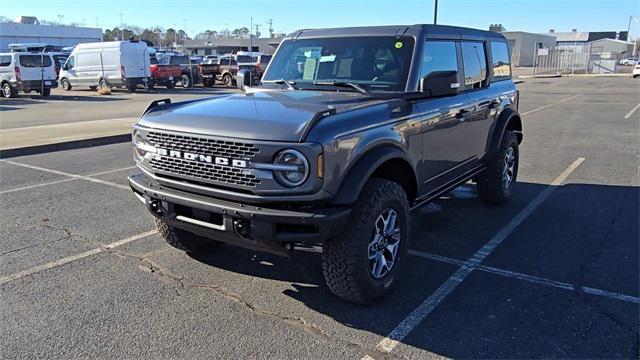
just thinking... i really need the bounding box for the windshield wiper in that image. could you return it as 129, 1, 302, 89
264, 79, 298, 90
313, 80, 369, 94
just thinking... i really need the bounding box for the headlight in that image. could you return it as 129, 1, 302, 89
132, 129, 156, 161
273, 149, 309, 187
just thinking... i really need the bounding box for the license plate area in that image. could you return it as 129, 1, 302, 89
168, 76, 173, 80
44, 81, 51, 85
174, 204, 225, 231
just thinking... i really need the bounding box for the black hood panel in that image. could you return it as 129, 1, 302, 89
138, 90, 384, 142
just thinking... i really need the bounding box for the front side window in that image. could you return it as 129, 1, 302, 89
461, 42, 487, 90
490, 41, 511, 80
419, 41, 458, 78
19, 55, 52, 68
263, 36, 415, 92
65, 56, 75, 69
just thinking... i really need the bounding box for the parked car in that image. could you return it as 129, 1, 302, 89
149, 57, 181, 88
236, 54, 272, 85
0, 52, 57, 97
129, 24, 523, 304
633, 63, 640, 78
160, 55, 201, 88
59, 41, 151, 92
619, 57, 638, 66
198, 56, 240, 87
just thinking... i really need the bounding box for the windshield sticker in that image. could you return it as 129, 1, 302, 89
319, 55, 336, 63
303, 58, 317, 80
395, 41, 404, 49
303, 47, 322, 59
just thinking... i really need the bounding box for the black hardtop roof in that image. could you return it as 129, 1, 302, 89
289, 24, 506, 42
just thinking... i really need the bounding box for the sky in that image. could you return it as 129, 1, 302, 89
3, 0, 640, 38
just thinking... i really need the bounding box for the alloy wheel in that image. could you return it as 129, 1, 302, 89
503, 146, 516, 189
368, 208, 401, 279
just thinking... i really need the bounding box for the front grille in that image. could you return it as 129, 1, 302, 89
150, 157, 260, 187
147, 132, 260, 159
146, 132, 261, 188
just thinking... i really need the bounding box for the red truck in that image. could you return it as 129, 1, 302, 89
149, 57, 181, 89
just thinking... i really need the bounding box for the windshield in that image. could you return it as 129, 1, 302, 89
263, 36, 414, 91
160, 55, 190, 65
236, 55, 257, 63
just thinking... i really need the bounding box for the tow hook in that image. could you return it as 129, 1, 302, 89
233, 219, 250, 237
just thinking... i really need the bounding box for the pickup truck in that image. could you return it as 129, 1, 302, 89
129, 24, 522, 304
149, 57, 181, 89
160, 55, 201, 88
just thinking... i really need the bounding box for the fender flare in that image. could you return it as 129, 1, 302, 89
484, 109, 523, 162
331, 146, 417, 205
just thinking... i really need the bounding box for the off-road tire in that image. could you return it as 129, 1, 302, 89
61, 78, 72, 91
41, 88, 51, 97
322, 178, 410, 304
2, 82, 16, 98
156, 218, 223, 253
477, 130, 519, 205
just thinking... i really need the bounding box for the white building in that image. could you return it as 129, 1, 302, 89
0, 22, 102, 51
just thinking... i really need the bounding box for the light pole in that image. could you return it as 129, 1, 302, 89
118, 13, 124, 40
626, 16, 639, 56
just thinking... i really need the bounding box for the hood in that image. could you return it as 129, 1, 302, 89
137, 90, 386, 142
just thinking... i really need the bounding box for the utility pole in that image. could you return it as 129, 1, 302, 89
118, 13, 124, 40
268, 19, 274, 38
95, 17, 99, 28
627, 16, 639, 56
433, 0, 438, 25
254, 24, 261, 39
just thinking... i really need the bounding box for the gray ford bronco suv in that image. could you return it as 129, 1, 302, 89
129, 24, 522, 304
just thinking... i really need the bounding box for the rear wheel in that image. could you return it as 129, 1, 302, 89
98, 78, 110, 91
89, 86, 97, 91
181, 74, 192, 88
155, 218, 222, 253
222, 73, 233, 87
127, 85, 137, 92
61, 78, 72, 91
165, 81, 175, 89
476, 131, 519, 205
147, 81, 155, 90
2, 82, 15, 98
322, 178, 410, 304
41, 88, 51, 97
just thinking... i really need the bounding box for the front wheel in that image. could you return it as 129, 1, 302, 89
322, 178, 410, 304
61, 78, 72, 91
476, 130, 519, 205
222, 74, 233, 87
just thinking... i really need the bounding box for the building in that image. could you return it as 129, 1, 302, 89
182, 37, 284, 56
0, 21, 102, 51
501, 31, 557, 67
588, 38, 634, 58
550, 29, 628, 51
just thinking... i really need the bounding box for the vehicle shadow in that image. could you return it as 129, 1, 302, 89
188, 181, 639, 358
1, 95, 125, 102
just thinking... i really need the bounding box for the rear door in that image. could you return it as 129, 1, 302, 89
121, 44, 150, 78
17, 54, 55, 83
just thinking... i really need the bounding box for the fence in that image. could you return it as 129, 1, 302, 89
532, 44, 624, 75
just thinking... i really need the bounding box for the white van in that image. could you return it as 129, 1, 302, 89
0, 52, 57, 98
59, 41, 151, 92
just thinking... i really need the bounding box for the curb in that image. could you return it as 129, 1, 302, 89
518, 74, 562, 79
0, 133, 131, 159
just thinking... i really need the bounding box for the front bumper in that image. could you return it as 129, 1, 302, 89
129, 173, 350, 255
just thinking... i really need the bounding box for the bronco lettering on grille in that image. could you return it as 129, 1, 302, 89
156, 148, 248, 168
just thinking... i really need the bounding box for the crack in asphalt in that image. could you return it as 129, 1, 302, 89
0, 222, 100, 256
106, 247, 401, 360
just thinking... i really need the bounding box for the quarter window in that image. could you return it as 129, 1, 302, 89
0, 55, 11, 67
419, 41, 458, 78
490, 41, 511, 79
461, 42, 487, 90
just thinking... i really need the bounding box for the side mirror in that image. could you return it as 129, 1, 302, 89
419, 70, 460, 98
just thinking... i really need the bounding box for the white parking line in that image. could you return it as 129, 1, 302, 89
600, 82, 613, 88
0, 165, 134, 195
409, 250, 639, 305
624, 103, 640, 119
4, 160, 130, 190
371, 157, 585, 355
0, 230, 157, 285
521, 94, 581, 116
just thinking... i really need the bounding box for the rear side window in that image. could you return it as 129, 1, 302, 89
0, 55, 11, 67
461, 42, 487, 90
19, 55, 52, 68
419, 41, 458, 78
490, 41, 511, 80
150, 57, 159, 65
260, 55, 272, 65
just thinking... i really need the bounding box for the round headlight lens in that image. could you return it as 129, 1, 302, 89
273, 149, 309, 187
132, 130, 156, 160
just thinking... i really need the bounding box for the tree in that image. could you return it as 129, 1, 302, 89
0, 16, 13, 23
231, 27, 249, 39
140, 29, 157, 46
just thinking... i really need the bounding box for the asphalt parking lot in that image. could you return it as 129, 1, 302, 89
1, 76, 638, 359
